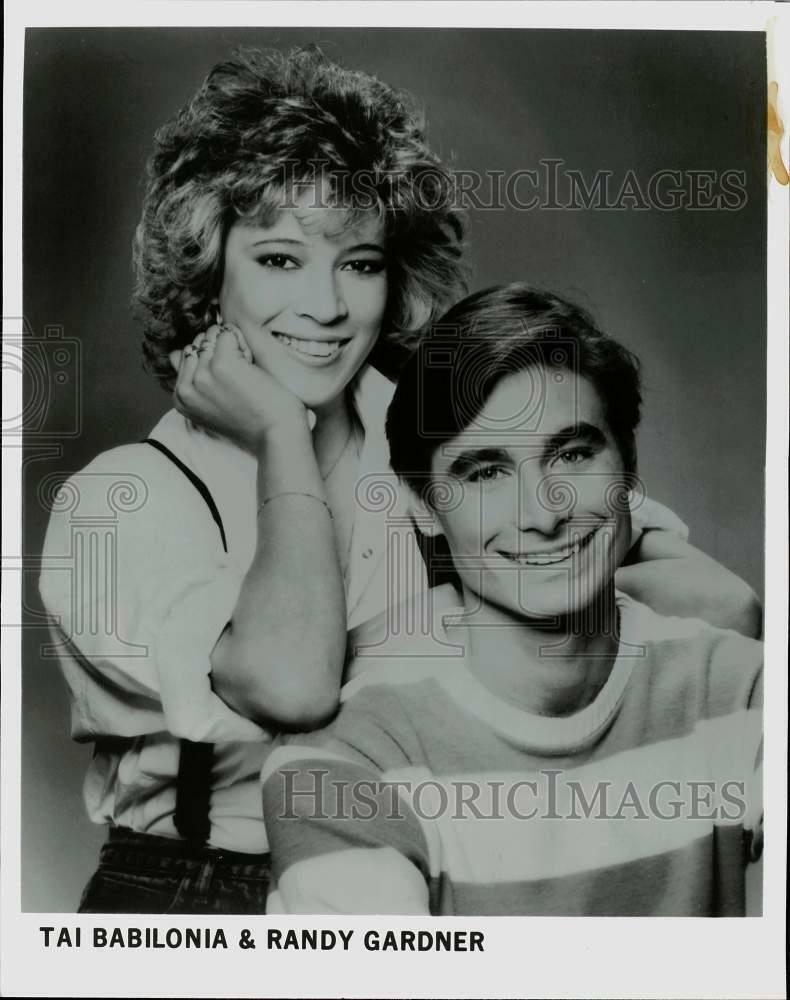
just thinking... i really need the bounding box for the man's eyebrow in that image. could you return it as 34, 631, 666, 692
446, 447, 511, 477
443, 424, 607, 476
543, 421, 607, 455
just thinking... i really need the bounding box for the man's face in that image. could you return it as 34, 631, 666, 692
427, 366, 633, 620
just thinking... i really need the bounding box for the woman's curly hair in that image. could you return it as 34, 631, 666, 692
133, 45, 468, 388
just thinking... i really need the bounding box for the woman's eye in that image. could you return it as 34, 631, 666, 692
468, 465, 508, 483
256, 254, 299, 270
342, 259, 386, 275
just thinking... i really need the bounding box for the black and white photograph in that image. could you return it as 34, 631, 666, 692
3, 3, 788, 998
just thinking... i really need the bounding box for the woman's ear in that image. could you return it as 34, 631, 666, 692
204, 298, 222, 329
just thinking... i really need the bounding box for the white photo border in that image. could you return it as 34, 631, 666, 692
3, 3, 787, 998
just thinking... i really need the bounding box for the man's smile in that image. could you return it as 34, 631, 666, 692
496, 524, 603, 566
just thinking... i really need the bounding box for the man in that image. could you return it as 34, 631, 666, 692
261, 284, 763, 916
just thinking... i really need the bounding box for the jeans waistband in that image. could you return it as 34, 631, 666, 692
103, 828, 270, 874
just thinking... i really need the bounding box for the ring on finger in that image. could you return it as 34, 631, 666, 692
221, 323, 253, 362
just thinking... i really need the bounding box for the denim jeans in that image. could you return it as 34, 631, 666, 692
78, 828, 271, 914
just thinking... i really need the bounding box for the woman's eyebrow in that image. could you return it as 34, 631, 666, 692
248, 238, 385, 253
250, 237, 306, 248
341, 242, 386, 254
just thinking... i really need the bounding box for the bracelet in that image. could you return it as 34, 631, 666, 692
257, 491, 333, 520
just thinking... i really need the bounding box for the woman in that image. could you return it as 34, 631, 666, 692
39, 46, 759, 914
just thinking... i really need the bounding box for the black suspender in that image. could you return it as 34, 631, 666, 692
144, 438, 224, 845
145, 438, 228, 551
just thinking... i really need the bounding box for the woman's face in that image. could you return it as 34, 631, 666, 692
218, 189, 388, 413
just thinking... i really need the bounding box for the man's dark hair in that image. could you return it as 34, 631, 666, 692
386, 283, 643, 503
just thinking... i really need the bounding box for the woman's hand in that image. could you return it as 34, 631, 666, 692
169, 324, 308, 452
616, 531, 762, 638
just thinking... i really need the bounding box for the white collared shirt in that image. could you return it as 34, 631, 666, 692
39, 363, 686, 853
39, 365, 422, 852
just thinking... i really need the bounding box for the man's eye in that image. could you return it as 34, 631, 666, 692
468, 465, 508, 483
553, 448, 593, 466
342, 259, 386, 275
256, 254, 299, 270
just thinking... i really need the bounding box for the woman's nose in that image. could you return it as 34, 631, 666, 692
296, 271, 349, 325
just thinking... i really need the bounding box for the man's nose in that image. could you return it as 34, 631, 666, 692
297, 271, 349, 325
515, 467, 573, 535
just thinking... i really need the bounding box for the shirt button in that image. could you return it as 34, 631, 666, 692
362, 548, 374, 559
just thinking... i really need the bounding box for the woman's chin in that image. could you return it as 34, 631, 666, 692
276, 368, 361, 415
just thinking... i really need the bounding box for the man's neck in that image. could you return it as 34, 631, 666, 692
449, 585, 620, 718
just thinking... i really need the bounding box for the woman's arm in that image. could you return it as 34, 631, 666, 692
616, 530, 762, 638
170, 325, 347, 729
209, 423, 346, 729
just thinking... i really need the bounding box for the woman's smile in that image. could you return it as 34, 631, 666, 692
270, 330, 353, 363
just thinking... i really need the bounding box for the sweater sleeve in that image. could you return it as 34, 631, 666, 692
262, 685, 432, 913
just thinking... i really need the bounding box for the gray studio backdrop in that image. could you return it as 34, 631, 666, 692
21, 27, 766, 911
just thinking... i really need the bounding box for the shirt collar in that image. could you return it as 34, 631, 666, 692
350, 363, 395, 442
